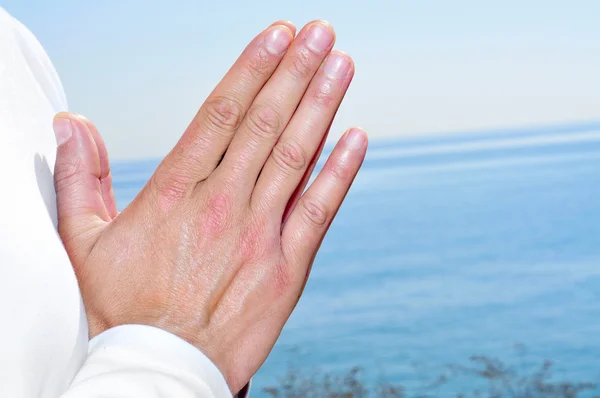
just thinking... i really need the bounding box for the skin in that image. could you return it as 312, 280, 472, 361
53, 20, 368, 393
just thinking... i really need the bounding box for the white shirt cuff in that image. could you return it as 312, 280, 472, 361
89, 324, 232, 397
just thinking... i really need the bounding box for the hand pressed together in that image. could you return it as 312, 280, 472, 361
53, 20, 367, 393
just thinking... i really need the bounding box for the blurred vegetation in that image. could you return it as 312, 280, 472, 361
263, 351, 599, 398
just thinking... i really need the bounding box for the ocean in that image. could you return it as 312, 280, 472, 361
112, 123, 600, 396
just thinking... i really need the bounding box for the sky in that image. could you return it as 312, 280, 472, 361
4, 0, 600, 159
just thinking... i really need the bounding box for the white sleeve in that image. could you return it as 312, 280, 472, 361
62, 325, 233, 398
0, 8, 237, 398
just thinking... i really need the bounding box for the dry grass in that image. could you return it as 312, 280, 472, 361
263, 353, 598, 398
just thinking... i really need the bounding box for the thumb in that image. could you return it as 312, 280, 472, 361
53, 112, 112, 263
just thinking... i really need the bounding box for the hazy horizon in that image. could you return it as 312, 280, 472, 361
4, 1, 599, 160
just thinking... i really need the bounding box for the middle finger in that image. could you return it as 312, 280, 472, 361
214, 20, 335, 192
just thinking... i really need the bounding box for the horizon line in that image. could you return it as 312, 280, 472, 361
111, 119, 600, 164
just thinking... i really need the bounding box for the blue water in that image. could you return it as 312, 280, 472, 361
112, 124, 600, 396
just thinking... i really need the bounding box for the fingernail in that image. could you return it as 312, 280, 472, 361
264, 26, 292, 55
345, 128, 366, 150
306, 22, 334, 53
324, 52, 351, 79
53, 117, 73, 146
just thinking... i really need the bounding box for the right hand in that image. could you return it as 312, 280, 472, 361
53, 20, 367, 393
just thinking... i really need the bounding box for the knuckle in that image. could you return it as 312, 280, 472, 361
54, 159, 84, 193
244, 47, 272, 79
326, 158, 352, 180
239, 219, 269, 261
202, 192, 233, 234
311, 81, 336, 108
300, 198, 329, 227
227, 152, 253, 177
245, 104, 281, 140
201, 96, 244, 133
150, 171, 189, 210
288, 48, 313, 80
172, 134, 208, 169
272, 140, 307, 172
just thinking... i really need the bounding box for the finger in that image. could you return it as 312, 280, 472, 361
252, 51, 354, 214
76, 114, 119, 218
53, 112, 110, 265
282, 129, 328, 224
281, 128, 367, 268
215, 21, 335, 191
153, 22, 295, 193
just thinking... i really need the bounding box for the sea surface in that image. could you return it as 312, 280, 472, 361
112, 123, 600, 396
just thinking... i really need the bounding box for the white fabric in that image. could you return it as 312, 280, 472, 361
0, 8, 231, 398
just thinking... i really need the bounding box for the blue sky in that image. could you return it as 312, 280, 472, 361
4, 0, 600, 159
